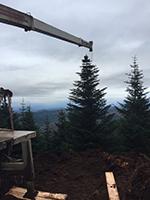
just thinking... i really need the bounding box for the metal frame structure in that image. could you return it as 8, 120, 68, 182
0, 130, 36, 197
0, 3, 93, 198
0, 88, 36, 197
0, 4, 93, 51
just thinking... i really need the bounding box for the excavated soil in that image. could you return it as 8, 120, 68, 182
1, 149, 150, 200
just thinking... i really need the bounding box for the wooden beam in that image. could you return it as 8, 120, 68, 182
6, 187, 67, 200
105, 172, 120, 200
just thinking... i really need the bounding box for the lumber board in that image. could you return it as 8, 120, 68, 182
6, 187, 67, 200
105, 172, 120, 200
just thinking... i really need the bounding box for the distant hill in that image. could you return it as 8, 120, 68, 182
33, 109, 62, 126
33, 106, 120, 127
109, 106, 120, 119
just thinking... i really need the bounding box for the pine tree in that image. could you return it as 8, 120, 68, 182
19, 100, 26, 129
53, 110, 71, 152
117, 57, 150, 152
42, 115, 52, 150
23, 106, 36, 131
67, 55, 113, 150
0, 99, 10, 128
13, 112, 21, 130
19, 101, 36, 131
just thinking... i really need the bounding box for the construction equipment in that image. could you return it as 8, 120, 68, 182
0, 88, 14, 130
0, 88, 36, 198
0, 4, 93, 51
0, 3, 93, 198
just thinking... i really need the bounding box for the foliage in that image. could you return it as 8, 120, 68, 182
38, 115, 53, 151
52, 110, 72, 152
14, 101, 36, 131
0, 98, 11, 128
116, 58, 150, 153
67, 55, 114, 150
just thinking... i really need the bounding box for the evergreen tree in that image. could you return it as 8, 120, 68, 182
67, 55, 113, 150
42, 115, 52, 150
24, 106, 36, 130
13, 112, 21, 130
53, 110, 71, 152
19, 100, 26, 129
19, 101, 36, 131
117, 58, 150, 152
0, 99, 10, 128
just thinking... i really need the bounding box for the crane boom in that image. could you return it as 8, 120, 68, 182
0, 4, 93, 51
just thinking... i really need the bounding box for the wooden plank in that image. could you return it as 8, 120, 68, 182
105, 172, 120, 200
6, 186, 67, 200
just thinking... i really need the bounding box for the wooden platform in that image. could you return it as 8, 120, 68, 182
0, 129, 36, 150
5, 187, 68, 200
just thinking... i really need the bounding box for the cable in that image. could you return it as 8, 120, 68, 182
89, 51, 94, 62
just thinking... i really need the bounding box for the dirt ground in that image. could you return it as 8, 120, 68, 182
1, 149, 150, 200
34, 150, 150, 200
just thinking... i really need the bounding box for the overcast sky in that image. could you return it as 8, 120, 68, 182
0, 0, 150, 110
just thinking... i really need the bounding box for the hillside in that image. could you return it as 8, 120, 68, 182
34, 150, 150, 200
2, 149, 150, 200
33, 109, 61, 126
32, 106, 119, 127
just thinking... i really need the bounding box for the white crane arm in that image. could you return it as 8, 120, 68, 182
0, 4, 93, 51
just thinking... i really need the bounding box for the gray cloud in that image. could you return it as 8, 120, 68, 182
13, 80, 72, 97
102, 72, 126, 87
0, 65, 29, 72
0, 0, 150, 106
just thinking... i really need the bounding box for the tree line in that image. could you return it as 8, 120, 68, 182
1, 55, 150, 154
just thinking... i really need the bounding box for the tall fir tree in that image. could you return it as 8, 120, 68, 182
67, 55, 113, 150
117, 57, 150, 152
